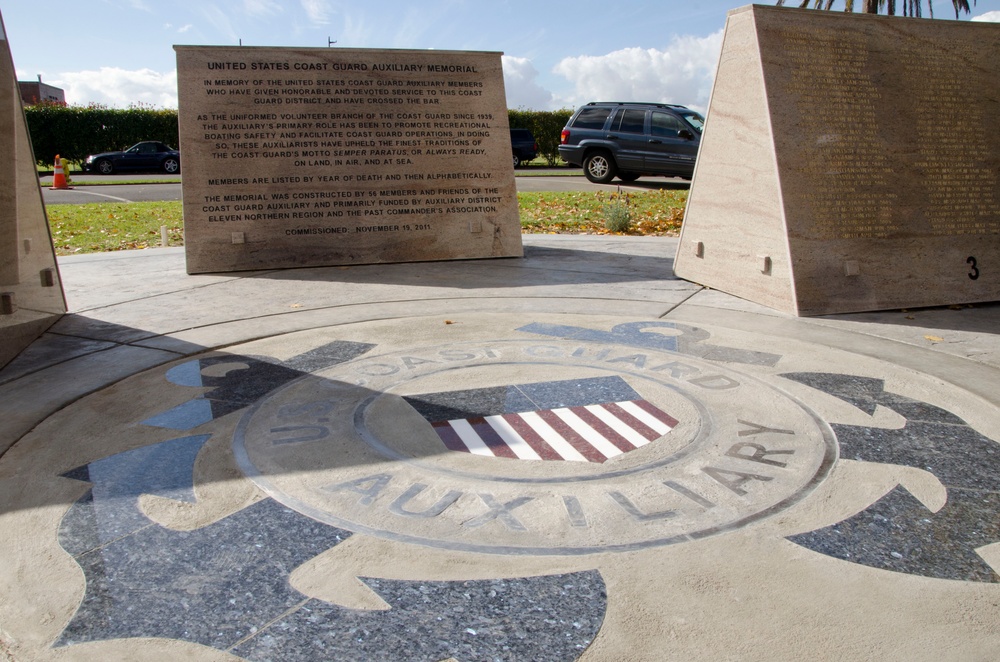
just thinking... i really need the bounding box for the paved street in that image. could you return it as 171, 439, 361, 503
41, 182, 183, 204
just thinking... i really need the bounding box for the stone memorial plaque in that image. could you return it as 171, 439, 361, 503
674, 5, 1000, 316
175, 46, 522, 274
0, 11, 66, 369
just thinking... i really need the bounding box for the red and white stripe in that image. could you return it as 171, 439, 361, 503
432, 400, 678, 463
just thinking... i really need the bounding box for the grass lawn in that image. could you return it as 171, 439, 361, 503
48, 203, 185, 254
46, 189, 687, 255
518, 189, 685, 236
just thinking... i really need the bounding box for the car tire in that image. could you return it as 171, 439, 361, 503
513, 154, 520, 168
618, 172, 640, 182
583, 152, 616, 184
162, 157, 180, 174
96, 159, 114, 175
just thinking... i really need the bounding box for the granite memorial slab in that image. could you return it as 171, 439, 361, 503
175, 46, 523, 274
0, 11, 66, 369
674, 5, 1000, 316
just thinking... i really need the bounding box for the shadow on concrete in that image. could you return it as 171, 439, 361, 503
238, 244, 678, 289
0, 335, 424, 515
819, 302, 1000, 336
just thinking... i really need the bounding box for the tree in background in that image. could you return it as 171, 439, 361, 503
508, 108, 574, 166
775, 0, 975, 18
25, 103, 179, 167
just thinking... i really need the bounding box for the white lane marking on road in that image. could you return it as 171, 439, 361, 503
52, 189, 132, 202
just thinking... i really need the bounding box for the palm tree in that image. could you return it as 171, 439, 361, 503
775, 0, 976, 18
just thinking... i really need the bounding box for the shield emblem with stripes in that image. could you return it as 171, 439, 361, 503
403, 376, 677, 463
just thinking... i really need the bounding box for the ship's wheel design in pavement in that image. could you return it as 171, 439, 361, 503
44, 317, 1000, 660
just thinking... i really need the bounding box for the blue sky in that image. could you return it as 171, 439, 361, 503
4, 0, 999, 111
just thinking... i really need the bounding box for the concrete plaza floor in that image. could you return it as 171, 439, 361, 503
2, 235, 999, 661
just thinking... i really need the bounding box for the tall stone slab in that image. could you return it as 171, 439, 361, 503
175, 46, 522, 274
674, 5, 1000, 316
0, 11, 66, 369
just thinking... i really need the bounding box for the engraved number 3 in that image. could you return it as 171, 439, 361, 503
968, 256, 980, 281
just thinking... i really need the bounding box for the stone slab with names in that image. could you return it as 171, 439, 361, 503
0, 11, 66, 369
175, 46, 523, 274
673, 5, 1000, 316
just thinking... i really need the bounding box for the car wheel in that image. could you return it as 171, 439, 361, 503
513, 154, 520, 168
162, 157, 180, 174
583, 152, 616, 184
618, 172, 640, 182
96, 159, 114, 175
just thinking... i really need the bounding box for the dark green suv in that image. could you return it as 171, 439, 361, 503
558, 102, 704, 184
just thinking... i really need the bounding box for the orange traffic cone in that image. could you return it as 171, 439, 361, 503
50, 155, 73, 190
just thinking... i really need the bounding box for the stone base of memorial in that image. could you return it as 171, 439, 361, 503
0, 11, 66, 369
673, 5, 999, 316
176, 46, 522, 274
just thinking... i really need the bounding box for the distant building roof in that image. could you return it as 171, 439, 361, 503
18, 79, 65, 106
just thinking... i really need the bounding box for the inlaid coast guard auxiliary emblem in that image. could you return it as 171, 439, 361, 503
47, 318, 1000, 658
234, 331, 837, 555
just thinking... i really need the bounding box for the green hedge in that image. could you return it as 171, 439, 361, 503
508, 108, 574, 165
24, 104, 179, 166
24, 103, 572, 167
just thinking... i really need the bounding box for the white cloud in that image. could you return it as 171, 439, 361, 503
52, 68, 178, 109
338, 14, 374, 46
177, 24, 194, 34
501, 56, 554, 110
971, 10, 1000, 21
388, 7, 437, 49
199, 5, 238, 43
245, 0, 284, 17
301, 0, 333, 25
551, 29, 724, 113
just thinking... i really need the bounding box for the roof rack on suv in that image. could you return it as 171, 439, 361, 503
583, 101, 688, 110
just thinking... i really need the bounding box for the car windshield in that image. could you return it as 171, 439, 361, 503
680, 112, 705, 132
